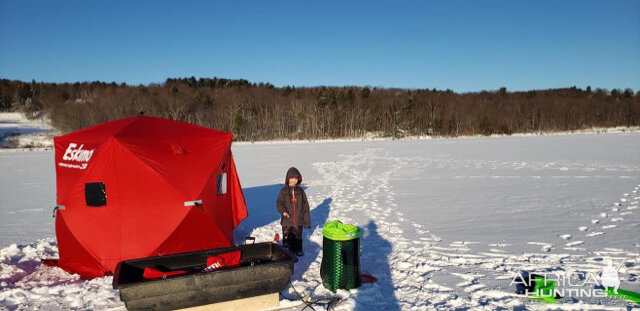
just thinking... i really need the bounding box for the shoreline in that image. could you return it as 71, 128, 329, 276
1, 126, 639, 152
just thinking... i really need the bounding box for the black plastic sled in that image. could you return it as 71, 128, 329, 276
112, 242, 294, 311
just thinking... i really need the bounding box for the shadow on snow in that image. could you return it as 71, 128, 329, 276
355, 221, 400, 311
237, 184, 399, 309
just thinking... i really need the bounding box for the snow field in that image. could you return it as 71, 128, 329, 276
244, 138, 639, 309
1, 132, 639, 310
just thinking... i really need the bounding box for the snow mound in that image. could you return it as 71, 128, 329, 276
0, 239, 124, 310
0, 113, 53, 150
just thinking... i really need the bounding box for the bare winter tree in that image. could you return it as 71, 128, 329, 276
1, 78, 637, 140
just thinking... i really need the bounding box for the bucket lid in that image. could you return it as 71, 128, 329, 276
323, 221, 360, 241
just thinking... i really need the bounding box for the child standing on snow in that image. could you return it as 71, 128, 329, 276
276, 167, 311, 256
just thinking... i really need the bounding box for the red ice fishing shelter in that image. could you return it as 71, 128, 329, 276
50, 116, 247, 279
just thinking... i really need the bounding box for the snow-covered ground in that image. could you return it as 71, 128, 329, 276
0, 113, 53, 149
1, 133, 639, 310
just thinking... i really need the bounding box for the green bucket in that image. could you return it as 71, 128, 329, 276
320, 221, 361, 292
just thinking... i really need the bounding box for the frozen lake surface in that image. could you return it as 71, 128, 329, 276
1, 132, 639, 310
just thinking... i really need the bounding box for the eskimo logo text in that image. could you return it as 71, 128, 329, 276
59, 143, 94, 169
63, 143, 94, 162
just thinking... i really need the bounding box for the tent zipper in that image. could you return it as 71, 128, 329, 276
292, 187, 297, 227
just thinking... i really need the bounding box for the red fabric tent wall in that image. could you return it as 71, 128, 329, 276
52, 116, 247, 279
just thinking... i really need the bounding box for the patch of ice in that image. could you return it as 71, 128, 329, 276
563, 247, 586, 251
566, 241, 584, 247
488, 243, 509, 247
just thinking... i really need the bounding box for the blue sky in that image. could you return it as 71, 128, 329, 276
1, 0, 638, 92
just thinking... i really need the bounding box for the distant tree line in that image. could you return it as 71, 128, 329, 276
1, 77, 638, 140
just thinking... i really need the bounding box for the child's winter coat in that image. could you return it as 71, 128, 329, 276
276, 167, 311, 229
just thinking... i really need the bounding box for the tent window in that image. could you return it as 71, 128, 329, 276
85, 182, 106, 207
217, 173, 227, 195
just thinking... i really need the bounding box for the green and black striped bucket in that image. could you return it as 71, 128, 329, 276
320, 221, 361, 292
